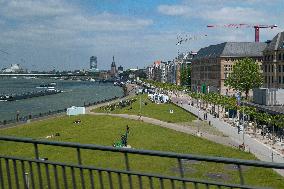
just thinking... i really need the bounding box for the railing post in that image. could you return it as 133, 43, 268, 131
178, 158, 186, 189
0, 158, 4, 189
237, 164, 245, 185
5, 159, 12, 189
34, 143, 39, 160
77, 148, 85, 189
12, 160, 20, 189
124, 153, 133, 189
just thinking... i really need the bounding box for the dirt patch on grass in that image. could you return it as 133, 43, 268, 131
224, 164, 251, 172
205, 173, 231, 181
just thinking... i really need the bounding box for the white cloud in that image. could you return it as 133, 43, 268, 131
157, 4, 266, 24
157, 5, 191, 16
53, 13, 153, 32
0, 0, 155, 70
0, 0, 74, 18
202, 7, 266, 24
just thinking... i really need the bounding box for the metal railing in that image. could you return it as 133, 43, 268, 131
0, 136, 284, 189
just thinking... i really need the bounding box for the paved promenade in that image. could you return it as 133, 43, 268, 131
86, 89, 284, 176
171, 95, 284, 176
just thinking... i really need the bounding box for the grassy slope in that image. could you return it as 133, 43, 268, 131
0, 115, 283, 188
93, 94, 196, 123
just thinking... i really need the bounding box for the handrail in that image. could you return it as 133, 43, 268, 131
1, 135, 284, 169
0, 155, 268, 189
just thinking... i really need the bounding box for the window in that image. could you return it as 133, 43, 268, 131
279, 76, 281, 83
265, 76, 267, 83
283, 54, 284, 61
265, 65, 267, 72
279, 53, 282, 61
279, 65, 281, 72
272, 76, 274, 83
282, 65, 284, 72
268, 65, 270, 72
224, 73, 227, 79
264, 55, 267, 61
272, 55, 274, 60
269, 76, 270, 83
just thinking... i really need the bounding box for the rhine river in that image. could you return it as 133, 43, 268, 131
0, 78, 124, 122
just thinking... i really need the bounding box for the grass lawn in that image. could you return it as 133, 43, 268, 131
93, 94, 196, 123
0, 115, 283, 188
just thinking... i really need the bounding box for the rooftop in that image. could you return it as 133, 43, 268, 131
265, 31, 284, 51
194, 42, 267, 59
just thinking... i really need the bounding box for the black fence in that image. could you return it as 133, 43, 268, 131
1, 136, 284, 189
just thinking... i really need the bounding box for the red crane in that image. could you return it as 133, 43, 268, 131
207, 24, 277, 42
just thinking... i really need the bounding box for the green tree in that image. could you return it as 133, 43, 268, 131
180, 64, 191, 86
224, 58, 263, 99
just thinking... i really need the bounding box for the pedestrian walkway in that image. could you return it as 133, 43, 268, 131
87, 93, 284, 176
171, 95, 284, 176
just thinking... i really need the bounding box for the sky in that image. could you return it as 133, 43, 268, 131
0, 0, 283, 71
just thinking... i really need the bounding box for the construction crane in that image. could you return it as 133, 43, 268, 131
0, 49, 9, 55
176, 33, 207, 57
176, 34, 208, 46
207, 24, 277, 42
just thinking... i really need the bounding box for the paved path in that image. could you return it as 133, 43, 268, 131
86, 93, 284, 176
86, 111, 239, 148
171, 95, 284, 176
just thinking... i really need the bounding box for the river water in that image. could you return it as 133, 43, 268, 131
0, 77, 124, 121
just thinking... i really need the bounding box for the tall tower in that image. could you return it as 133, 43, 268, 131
90, 56, 97, 70
111, 56, 117, 76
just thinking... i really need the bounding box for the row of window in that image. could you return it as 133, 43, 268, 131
264, 65, 284, 72
224, 65, 233, 71
264, 53, 284, 61
265, 76, 284, 84
264, 55, 274, 61
225, 58, 262, 62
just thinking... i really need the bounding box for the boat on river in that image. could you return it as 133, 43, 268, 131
0, 89, 62, 102
36, 83, 56, 89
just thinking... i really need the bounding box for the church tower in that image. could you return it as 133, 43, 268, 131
111, 56, 117, 76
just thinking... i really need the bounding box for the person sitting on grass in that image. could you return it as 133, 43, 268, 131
73, 119, 81, 124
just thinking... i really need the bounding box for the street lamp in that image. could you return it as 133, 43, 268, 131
16, 110, 20, 122
268, 118, 274, 162
197, 99, 201, 134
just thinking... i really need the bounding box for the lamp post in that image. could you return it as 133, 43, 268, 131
139, 95, 142, 115
198, 99, 201, 134
16, 110, 20, 122
242, 108, 245, 146
268, 118, 273, 162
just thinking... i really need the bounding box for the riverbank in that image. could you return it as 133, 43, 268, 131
0, 78, 124, 122
1, 103, 283, 188
0, 83, 136, 129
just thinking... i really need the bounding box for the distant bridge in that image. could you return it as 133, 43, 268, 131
0, 73, 87, 77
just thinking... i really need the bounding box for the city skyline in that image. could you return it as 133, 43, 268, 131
0, 0, 283, 71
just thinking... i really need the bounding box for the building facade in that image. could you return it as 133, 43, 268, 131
146, 52, 196, 86
90, 56, 97, 69
117, 65, 123, 74
1, 64, 24, 73
191, 42, 266, 95
262, 32, 284, 88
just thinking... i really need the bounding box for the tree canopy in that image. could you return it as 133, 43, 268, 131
224, 58, 263, 99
